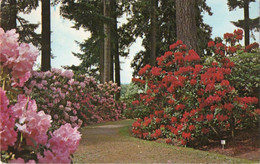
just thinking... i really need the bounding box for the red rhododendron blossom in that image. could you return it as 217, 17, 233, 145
224, 33, 234, 40
189, 125, 195, 131
171, 116, 177, 123
234, 29, 243, 35
138, 64, 151, 76
176, 104, 185, 110
168, 99, 175, 105
181, 139, 187, 145
216, 42, 224, 48
166, 138, 172, 144
156, 118, 161, 123
133, 121, 141, 128
224, 103, 234, 111
143, 132, 149, 138
132, 78, 145, 84
190, 79, 197, 85
205, 83, 215, 92
201, 128, 209, 134
155, 129, 162, 138
182, 132, 191, 139
206, 114, 214, 121
208, 41, 215, 47
132, 100, 140, 105
228, 46, 237, 53
238, 97, 258, 104
184, 50, 200, 62
216, 114, 228, 122
244, 42, 259, 52
151, 67, 162, 76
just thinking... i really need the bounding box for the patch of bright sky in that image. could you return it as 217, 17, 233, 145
20, 0, 259, 84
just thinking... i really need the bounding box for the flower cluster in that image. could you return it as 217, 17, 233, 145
0, 28, 38, 87
131, 29, 259, 146
21, 70, 125, 127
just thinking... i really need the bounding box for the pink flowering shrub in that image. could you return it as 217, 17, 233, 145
131, 29, 259, 146
21, 70, 125, 127
0, 28, 81, 163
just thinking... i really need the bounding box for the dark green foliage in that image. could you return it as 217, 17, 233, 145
228, 51, 260, 97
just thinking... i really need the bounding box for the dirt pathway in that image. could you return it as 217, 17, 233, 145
73, 120, 252, 163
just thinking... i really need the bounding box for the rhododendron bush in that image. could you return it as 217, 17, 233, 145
21, 70, 124, 128
0, 28, 81, 163
131, 29, 259, 146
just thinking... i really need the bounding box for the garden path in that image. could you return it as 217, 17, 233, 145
73, 119, 251, 163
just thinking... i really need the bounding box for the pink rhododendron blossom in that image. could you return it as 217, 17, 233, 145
51, 68, 62, 74
0, 88, 17, 151
47, 123, 81, 154
37, 150, 71, 163
61, 70, 74, 79
0, 28, 38, 86
10, 158, 36, 164
12, 94, 52, 146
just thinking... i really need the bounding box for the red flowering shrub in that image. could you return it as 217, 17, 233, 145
131, 29, 259, 146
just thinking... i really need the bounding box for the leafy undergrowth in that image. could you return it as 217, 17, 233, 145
73, 119, 256, 163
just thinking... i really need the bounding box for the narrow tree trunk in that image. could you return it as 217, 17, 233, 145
100, 38, 105, 83
99, 2, 104, 83
110, 50, 114, 82
103, 0, 111, 82
41, 0, 51, 71
111, 0, 121, 100
176, 0, 198, 52
1, 0, 17, 31
150, 0, 157, 66
230, 116, 235, 146
244, 0, 249, 46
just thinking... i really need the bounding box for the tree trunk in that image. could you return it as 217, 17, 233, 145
100, 38, 105, 83
150, 0, 157, 66
111, 0, 120, 100
176, 0, 198, 52
103, 0, 111, 82
99, 2, 104, 83
244, 0, 249, 46
41, 0, 51, 71
110, 49, 114, 82
1, 0, 17, 31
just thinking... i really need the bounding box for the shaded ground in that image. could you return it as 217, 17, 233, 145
197, 127, 260, 161
73, 119, 256, 163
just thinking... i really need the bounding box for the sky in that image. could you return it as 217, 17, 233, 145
20, 0, 259, 84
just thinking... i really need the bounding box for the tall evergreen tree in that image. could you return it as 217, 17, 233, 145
227, 0, 260, 46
